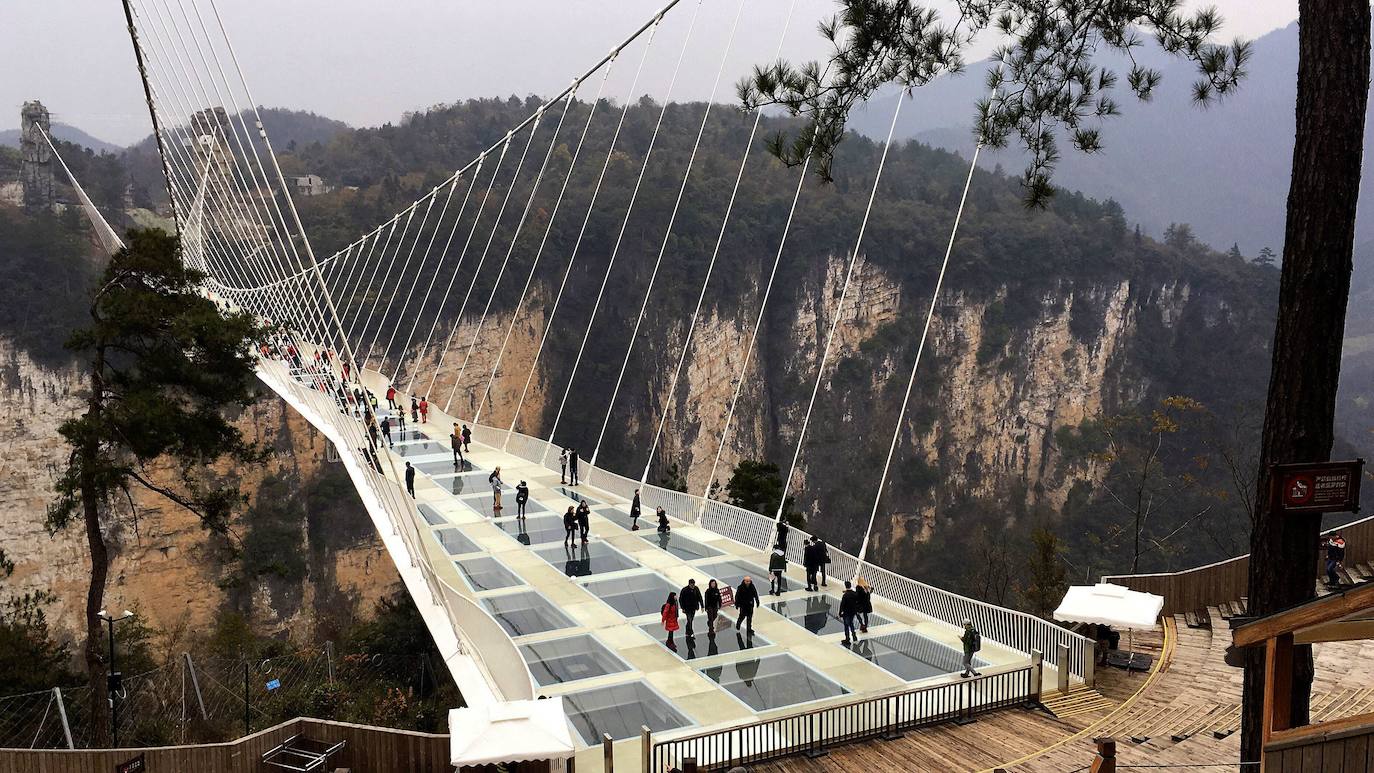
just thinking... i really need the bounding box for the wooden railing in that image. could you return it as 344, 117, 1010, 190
648, 661, 1040, 771
0, 718, 456, 773
1264, 712, 1374, 771
1103, 515, 1374, 616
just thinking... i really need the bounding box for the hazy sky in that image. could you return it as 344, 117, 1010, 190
3, 0, 1299, 147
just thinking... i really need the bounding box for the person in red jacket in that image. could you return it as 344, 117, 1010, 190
419, 396, 430, 423
386, 385, 397, 410
661, 592, 680, 649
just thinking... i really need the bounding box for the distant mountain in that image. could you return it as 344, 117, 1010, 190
0, 123, 123, 155
848, 22, 1374, 258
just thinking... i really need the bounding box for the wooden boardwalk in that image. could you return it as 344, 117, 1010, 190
769, 610, 1374, 772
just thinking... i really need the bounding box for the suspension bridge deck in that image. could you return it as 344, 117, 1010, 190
256, 356, 1058, 770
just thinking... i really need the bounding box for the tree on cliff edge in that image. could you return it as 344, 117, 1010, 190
745, 0, 1369, 762
47, 228, 265, 745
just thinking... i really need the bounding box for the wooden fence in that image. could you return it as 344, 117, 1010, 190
0, 717, 483, 773
1103, 515, 1374, 616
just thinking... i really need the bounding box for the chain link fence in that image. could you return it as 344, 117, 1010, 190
0, 645, 457, 749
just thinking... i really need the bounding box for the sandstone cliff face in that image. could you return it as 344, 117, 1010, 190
0, 338, 399, 644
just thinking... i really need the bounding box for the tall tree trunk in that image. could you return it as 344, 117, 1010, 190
82, 347, 111, 747
1240, 0, 1370, 763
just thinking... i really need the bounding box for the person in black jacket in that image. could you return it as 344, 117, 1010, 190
576, 500, 591, 543
563, 506, 577, 546
816, 539, 831, 587
461, 424, 472, 452
515, 480, 530, 518
734, 577, 759, 636
776, 521, 790, 552
855, 577, 874, 633
630, 490, 642, 530
704, 579, 722, 634
839, 580, 859, 644
679, 579, 704, 636
656, 507, 671, 533
568, 448, 580, 485
404, 461, 416, 498
802, 537, 821, 591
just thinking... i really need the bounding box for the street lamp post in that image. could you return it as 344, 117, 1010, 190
97, 610, 133, 747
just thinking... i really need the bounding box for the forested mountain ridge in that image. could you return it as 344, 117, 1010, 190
272, 95, 1315, 600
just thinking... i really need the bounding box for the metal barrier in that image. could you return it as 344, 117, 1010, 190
471, 419, 1094, 683
650, 664, 1037, 771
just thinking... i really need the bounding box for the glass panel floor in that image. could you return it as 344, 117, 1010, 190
700, 654, 848, 711
693, 559, 769, 590
433, 526, 481, 556
413, 459, 482, 475
849, 630, 987, 680
639, 613, 768, 660
639, 531, 723, 561
557, 487, 601, 506
562, 681, 691, 744
431, 472, 513, 496
417, 503, 448, 526
482, 591, 576, 638
534, 541, 639, 577
582, 573, 678, 618
454, 555, 523, 592
519, 634, 630, 687
391, 441, 448, 457
493, 514, 569, 545
766, 595, 893, 636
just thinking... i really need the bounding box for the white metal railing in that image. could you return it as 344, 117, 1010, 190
468, 419, 1093, 682
252, 358, 538, 704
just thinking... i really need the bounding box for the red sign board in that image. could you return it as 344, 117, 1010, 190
1274, 460, 1364, 514
718, 585, 734, 608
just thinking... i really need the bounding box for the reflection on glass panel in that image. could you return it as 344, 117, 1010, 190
849, 631, 986, 681
482, 591, 575, 637
639, 531, 723, 561
557, 487, 602, 506
519, 634, 629, 687
534, 542, 639, 577
432, 472, 512, 496
493, 515, 567, 545
638, 612, 767, 660
562, 682, 690, 744
418, 504, 448, 526
766, 595, 893, 636
700, 654, 847, 711
455, 556, 523, 592
414, 459, 481, 475
393, 441, 447, 457
694, 560, 769, 591
433, 526, 481, 556
582, 573, 676, 618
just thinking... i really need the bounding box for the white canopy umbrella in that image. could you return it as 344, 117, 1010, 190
1053, 583, 1165, 668
449, 698, 577, 767
1054, 583, 1164, 630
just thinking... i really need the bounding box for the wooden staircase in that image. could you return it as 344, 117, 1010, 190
1041, 685, 1116, 718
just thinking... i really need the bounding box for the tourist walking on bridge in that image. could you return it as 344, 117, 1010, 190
630, 489, 642, 530
563, 506, 577, 546
734, 576, 759, 636
661, 592, 680, 649
803, 537, 821, 591
856, 577, 873, 633
960, 620, 982, 678
450, 427, 464, 467
568, 447, 580, 485
397, 408, 407, 434
489, 467, 504, 511
656, 506, 670, 533
516, 480, 529, 517
410, 395, 419, 422
840, 581, 860, 644
1324, 532, 1348, 586
679, 579, 703, 636
380, 416, 393, 447
405, 461, 416, 498
461, 424, 472, 453
559, 447, 569, 484
419, 396, 430, 424
576, 500, 591, 543
816, 538, 831, 587
704, 579, 722, 633
768, 547, 787, 596
386, 384, 397, 410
